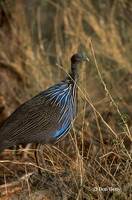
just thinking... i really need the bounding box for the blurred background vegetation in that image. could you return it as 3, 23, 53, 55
0, 0, 131, 199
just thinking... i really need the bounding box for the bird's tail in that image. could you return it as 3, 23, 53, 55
0, 140, 12, 153
0, 143, 6, 153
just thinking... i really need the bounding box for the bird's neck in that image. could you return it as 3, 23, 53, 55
69, 62, 78, 82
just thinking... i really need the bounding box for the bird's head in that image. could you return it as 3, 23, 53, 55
71, 53, 89, 64
69, 53, 89, 80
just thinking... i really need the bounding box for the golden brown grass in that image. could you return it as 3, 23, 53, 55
0, 0, 132, 199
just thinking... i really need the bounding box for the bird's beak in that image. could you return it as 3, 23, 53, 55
82, 55, 89, 62
81, 53, 89, 62
85, 57, 89, 62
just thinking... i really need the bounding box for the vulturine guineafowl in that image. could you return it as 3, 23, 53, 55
0, 53, 88, 174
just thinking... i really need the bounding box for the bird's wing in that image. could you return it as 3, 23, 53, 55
0, 94, 61, 145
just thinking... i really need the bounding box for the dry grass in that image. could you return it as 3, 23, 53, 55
0, 0, 132, 199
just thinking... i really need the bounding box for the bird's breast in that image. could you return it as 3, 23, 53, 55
44, 82, 76, 141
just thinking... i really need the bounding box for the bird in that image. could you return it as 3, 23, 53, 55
0, 53, 88, 174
